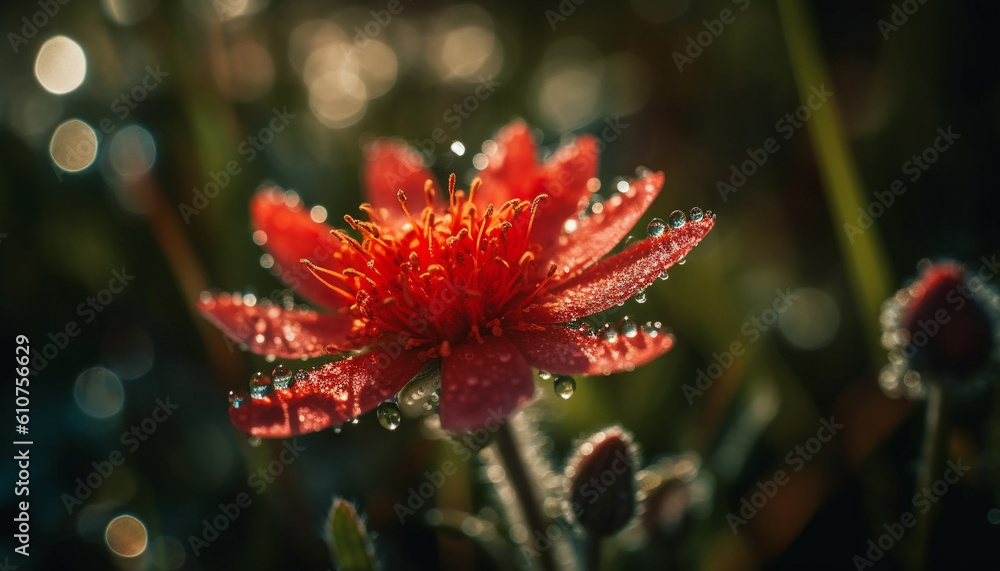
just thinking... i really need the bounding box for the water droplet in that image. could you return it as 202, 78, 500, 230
248, 436, 262, 447
658, 270, 669, 281
619, 316, 639, 338
689, 207, 704, 222
553, 375, 576, 399
264, 353, 276, 363
600, 324, 619, 342
377, 401, 402, 431
634, 290, 647, 304
333, 426, 343, 434
642, 321, 664, 338
294, 369, 309, 383
646, 218, 666, 238
228, 390, 246, 409
538, 370, 553, 381
272, 364, 293, 390
677, 256, 686, 266
249, 372, 273, 399
349, 417, 360, 425
668, 210, 686, 228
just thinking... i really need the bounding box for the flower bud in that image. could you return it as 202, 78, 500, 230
564, 427, 639, 536
880, 260, 1000, 398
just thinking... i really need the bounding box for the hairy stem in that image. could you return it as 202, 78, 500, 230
494, 422, 558, 571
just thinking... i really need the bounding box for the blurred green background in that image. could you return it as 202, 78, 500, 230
1, 0, 998, 569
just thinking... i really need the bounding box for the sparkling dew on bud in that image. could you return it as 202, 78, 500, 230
249, 371, 273, 399
688, 207, 704, 222
377, 401, 402, 431
553, 375, 576, 399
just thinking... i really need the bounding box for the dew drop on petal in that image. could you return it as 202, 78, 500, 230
678, 256, 686, 266
537, 370, 553, 381
294, 369, 309, 383
668, 210, 686, 228
249, 372, 273, 399
600, 323, 619, 342
646, 218, 666, 238
689, 207, 704, 222
634, 289, 647, 304
658, 270, 669, 281
228, 390, 246, 408
272, 364, 293, 390
349, 417, 360, 425
620, 316, 639, 338
377, 401, 402, 431
248, 436, 262, 447
553, 375, 576, 399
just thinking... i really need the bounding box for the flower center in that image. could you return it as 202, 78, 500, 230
304, 175, 555, 356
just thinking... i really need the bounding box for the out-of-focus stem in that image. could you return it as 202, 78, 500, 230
911, 382, 950, 571
494, 422, 558, 571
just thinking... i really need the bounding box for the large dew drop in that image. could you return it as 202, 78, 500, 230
646, 218, 667, 238
272, 364, 294, 390
249, 372, 273, 399
634, 290, 647, 304
689, 207, 704, 222
668, 210, 686, 229
377, 401, 401, 431
553, 375, 576, 399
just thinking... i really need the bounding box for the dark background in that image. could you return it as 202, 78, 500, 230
1, 0, 999, 569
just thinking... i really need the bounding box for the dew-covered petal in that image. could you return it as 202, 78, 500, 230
251, 188, 360, 310
363, 140, 442, 226
439, 335, 536, 431
507, 324, 674, 375
230, 348, 426, 438
529, 135, 599, 248
522, 215, 715, 323
544, 171, 663, 279
475, 121, 540, 207
198, 293, 367, 359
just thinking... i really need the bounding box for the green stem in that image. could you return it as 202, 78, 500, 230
586, 534, 602, 571
911, 382, 951, 571
494, 422, 558, 571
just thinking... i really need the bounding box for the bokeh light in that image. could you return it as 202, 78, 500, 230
50, 119, 98, 172
109, 125, 157, 179
73, 367, 125, 418
427, 5, 503, 82
105, 515, 148, 558
102, 0, 159, 25
778, 287, 842, 350
34, 36, 87, 95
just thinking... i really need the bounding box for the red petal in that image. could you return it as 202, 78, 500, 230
544, 171, 663, 278
230, 349, 426, 438
507, 324, 674, 376
522, 215, 715, 323
475, 121, 540, 207
364, 140, 440, 225
251, 189, 359, 310
198, 293, 366, 359
439, 336, 536, 431
529, 136, 599, 248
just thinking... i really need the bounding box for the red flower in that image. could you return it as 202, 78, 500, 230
199, 121, 715, 437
